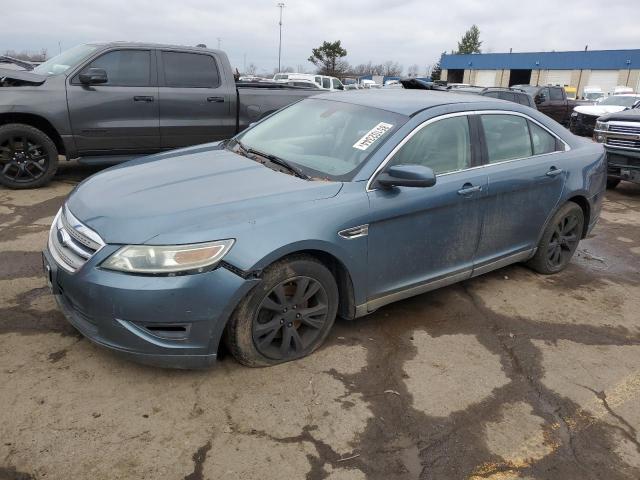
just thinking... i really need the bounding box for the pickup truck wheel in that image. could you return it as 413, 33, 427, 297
0, 123, 58, 189
606, 178, 620, 189
527, 201, 584, 275
224, 255, 338, 367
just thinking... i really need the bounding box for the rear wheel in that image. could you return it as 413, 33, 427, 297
0, 123, 58, 189
225, 256, 339, 367
606, 178, 620, 189
527, 202, 584, 275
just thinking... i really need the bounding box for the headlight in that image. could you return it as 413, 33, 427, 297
101, 239, 234, 274
595, 120, 608, 131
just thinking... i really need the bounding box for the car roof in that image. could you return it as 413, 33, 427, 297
87, 41, 224, 56
311, 89, 498, 116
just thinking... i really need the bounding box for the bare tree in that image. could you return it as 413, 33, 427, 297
3, 49, 48, 62
382, 61, 403, 76
246, 63, 257, 75
407, 64, 420, 77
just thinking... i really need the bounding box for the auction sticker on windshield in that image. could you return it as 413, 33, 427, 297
353, 122, 394, 151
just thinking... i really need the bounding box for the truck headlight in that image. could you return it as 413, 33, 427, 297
595, 120, 608, 131
101, 240, 234, 274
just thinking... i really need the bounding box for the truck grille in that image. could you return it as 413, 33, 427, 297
48, 206, 105, 273
609, 124, 640, 135
606, 138, 640, 150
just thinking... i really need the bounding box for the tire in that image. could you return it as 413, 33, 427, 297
0, 123, 58, 189
606, 178, 620, 190
527, 201, 584, 275
225, 255, 339, 367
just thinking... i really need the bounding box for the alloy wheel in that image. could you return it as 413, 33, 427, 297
547, 212, 581, 268
0, 135, 49, 184
252, 276, 329, 360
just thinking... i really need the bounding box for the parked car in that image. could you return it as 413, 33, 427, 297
43, 90, 606, 368
511, 85, 579, 125
582, 86, 604, 102
594, 107, 640, 188
0, 43, 321, 189
570, 94, 640, 137
453, 87, 536, 108
274, 73, 344, 92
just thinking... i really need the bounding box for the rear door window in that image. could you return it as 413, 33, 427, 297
481, 114, 533, 163
498, 92, 517, 103
484, 91, 500, 99
517, 94, 531, 106
78, 49, 151, 86
322, 77, 331, 89
162, 51, 220, 88
529, 121, 559, 155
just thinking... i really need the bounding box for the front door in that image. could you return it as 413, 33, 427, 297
67, 48, 160, 155
474, 113, 567, 268
158, 50, 235, 149
366, 114, 487, 307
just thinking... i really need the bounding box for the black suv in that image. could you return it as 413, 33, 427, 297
455, 87, 536, 108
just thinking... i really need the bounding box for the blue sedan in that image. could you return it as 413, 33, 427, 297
44, 90, 606, 368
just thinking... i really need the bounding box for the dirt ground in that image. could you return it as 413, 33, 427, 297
1, 161, 639, 480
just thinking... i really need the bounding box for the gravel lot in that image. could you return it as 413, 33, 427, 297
1, 161, 639, 480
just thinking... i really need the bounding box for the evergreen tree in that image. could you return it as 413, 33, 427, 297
457, 25, 482, 54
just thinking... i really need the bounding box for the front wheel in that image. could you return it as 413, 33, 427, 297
0, 123, 58, 189
527, 202, 584, 275
224, 255, 339, 367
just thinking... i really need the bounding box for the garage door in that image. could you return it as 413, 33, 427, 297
588, 70, 620, 96
544, 70, 572, 87
475, 70, 497, 87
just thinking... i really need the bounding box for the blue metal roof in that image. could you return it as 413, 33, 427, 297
442, 49, 640, 70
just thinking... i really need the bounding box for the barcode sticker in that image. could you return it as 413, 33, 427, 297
352, 122, 394, 151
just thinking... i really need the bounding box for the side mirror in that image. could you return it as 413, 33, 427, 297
535, 94, 545, 104
79, 68, 108, 85
376, 164, 436, 189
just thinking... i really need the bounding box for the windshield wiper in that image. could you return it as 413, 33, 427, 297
234, 141, 309, 180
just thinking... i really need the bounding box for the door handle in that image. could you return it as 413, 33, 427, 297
457, 184, 482, 196
133, 96, 154, 102
546, 167, 563, 177
207, 96, 225, 103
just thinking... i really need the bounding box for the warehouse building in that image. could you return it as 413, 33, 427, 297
440, 49, 640, 97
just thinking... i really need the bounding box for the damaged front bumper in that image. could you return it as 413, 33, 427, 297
42, 245, 259, 368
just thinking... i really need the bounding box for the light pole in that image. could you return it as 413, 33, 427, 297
277, 2, 285, 73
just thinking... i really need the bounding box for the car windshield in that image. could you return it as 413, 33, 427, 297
32, 44, 99, 76
599, 96, 640, 107
228, 98, 407, 181
584, 92, 603, 100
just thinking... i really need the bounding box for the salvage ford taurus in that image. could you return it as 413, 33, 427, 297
43, 90, 606, 368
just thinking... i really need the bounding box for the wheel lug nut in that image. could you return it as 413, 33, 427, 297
292, 305, 297, 309
287, 322, 292, 327
280, 319, 284, 324
296, 313, 301, 318
282, 308, 287, 313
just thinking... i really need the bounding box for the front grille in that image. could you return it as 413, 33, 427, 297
609, 123, 640, 135
48, 206, 105, 273
606, 138, 640, 149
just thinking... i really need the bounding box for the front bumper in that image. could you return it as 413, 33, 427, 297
569, 114, 596, 137
43, 246, 259, 368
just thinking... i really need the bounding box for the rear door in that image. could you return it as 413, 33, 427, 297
547, 87, 568, 123
473, 113, 567, 271
158, 50, 235, 149
67, 48, 160, 154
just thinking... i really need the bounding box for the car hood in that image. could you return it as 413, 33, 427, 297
598, 109, 640, 122
574, 104, 628, 116
0, 67, 46, 85
67, 144, 343, 244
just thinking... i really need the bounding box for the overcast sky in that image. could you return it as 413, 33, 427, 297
1, 0, 636, 75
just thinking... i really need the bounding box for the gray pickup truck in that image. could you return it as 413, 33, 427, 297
594, 108, 640, 188
0, 42, 320, 188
